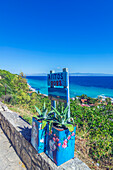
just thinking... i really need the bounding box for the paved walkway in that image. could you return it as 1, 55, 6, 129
0, 127, 26, 170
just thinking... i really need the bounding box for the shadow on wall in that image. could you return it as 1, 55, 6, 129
18, 125, 31, 142
18, 116, 31, 142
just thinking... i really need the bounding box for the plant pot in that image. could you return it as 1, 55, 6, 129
45, 124, 76, 166
31, 117, 47, 153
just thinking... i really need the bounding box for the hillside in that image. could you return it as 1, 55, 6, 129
0, 70, 30, 104
0, 70, 28, 95
0, 69, 51, 115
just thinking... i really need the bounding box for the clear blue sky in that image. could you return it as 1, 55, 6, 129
0, 0, 113, 74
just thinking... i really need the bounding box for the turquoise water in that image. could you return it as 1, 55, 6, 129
70, 84, 113, 98
27, 76, 113, 98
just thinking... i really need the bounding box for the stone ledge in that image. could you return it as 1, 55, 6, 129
0, 103, 90, 170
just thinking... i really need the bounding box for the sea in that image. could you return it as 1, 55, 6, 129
26, 76, 113, 98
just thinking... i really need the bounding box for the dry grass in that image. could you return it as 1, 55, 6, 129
75, 136, 113, 170
7, 104, 33, 116
6, 104, 33, 125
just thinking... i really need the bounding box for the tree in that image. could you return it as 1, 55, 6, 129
19, 72, 24, 77
80, 94, 88, 99
105, 97, 111, 104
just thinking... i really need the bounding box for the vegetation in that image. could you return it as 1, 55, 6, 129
50, 106, 74, 132
70, 99, 113, 169
0, 69, 51, 113
0, 69, 113, 169
33, 102, 54, 129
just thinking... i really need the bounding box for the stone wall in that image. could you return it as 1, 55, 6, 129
0, 103, 55, 170
0, 102, 90, 170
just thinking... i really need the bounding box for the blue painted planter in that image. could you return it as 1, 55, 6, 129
31, 117, 47, 153
45, 125, 76, 166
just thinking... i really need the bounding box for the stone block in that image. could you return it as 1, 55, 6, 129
21, 148, 32, 169
31, 152, 42, 167
41, 159, 53, 170
31, 162, 40, 170
34, 153, 42, 163
10, 132, 15, 146
22, 137, 29, 149
6, 126, 11, 139
0, 116, 4, 127
14, 134, 22, 155
10, 124, 15, 134
32, 159, 42, 169
0, 112, 2, 120
28, 144, 38, 158
0, 113, 1, 124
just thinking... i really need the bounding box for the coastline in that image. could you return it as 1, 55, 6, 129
27, 83, 48, 97
27, 83, 113, 102
27, 83, 37, 93
27, 76, 113, 99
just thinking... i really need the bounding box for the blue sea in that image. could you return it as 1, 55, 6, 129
26, 76, 113, 98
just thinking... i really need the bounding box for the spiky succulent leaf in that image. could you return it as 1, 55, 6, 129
48, 120, 58, 132
64, 106, 69, 115
66, 117, 74, 124
52, 106, 61, 116
64, 123, 74, 132
49, 121, 53, 132
42, 120, 47, 129
48, 110, 54, 114
47, 112, 54, 119
33, 114, 37, 118
34, 105, 42, 116
33, 115, 40, 120
61, 105, 64, 114
43, 108, 48, 118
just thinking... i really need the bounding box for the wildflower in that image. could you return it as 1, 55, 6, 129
64, 139, 67, 144
62, 143, 67, 148
58, 143, 61, 147
63, 144, 67, 148
62, 144, 64, 148
40, 139, 44, 143
67, 135, 71, 140
53, 137, 56, 142
56, 138, 59, 142
64, 139, 67, 143
71, 132, 75, 136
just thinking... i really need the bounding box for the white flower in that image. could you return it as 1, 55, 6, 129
39, 124, 42, 130
40, 139, 44, 143
96, 163, 99, 167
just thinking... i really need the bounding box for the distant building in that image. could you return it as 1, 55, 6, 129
81, 104, 90, 107
89, 104, 95, 107
81, 99, 87, 103
71, 97, 75, 101
27, 91, 35, 96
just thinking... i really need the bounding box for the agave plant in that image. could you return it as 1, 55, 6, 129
50, 106, 75, 132
33, 102, 54, 129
